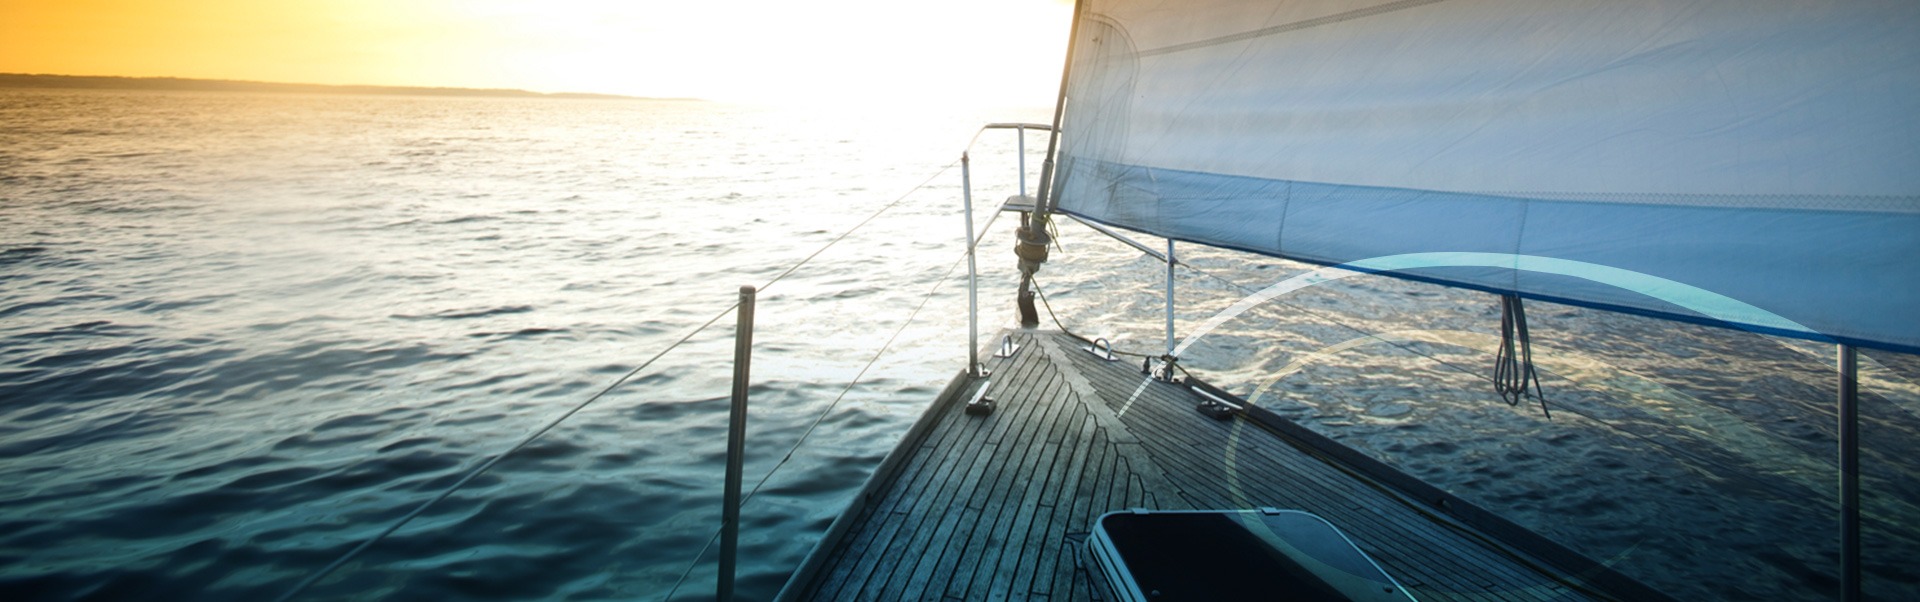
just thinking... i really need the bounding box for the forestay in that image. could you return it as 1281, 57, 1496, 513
1050, 0, 1920, 352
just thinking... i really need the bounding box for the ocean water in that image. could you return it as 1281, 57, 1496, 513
0, 88, 1051, 600
4, 87, 1918, 601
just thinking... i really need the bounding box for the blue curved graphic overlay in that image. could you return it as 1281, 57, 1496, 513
1176, 252, 1819, 357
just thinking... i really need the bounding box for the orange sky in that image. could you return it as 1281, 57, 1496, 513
0, 0, 1072, 105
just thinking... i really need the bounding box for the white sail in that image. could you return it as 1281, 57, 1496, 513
1051, 0, 1920, 351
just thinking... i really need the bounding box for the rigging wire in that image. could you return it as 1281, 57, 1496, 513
1017, 224, 1558, 406
662, 193, 1008, 601
659, 132, 1043, 596
274, 159, 960, 602
1185, 253, 1809, 494
1147, 250, 1571, 404
1042, 231, 1823, 539
662, 252, 968, 600
1024, 239, 1632, 599
1021, 232, 1485, 382
1024, 227, 1591, 425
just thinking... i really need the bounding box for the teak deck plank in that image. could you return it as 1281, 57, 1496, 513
960, 351, 1063, 590
1060, 348, 1551, 600
835, 373, 1001, 597
782, 331, 1617, 601
941, 335, 1060, 599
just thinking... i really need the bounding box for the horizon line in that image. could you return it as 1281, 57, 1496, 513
0, 72, 708, 102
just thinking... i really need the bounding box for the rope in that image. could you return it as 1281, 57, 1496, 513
1029, 279, 1193, 381
274, 160, 960, 602
663, 207, 1002, 600
1493, 294, 1551, 418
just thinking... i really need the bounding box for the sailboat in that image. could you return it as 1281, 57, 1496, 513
776, 0, 1919, 600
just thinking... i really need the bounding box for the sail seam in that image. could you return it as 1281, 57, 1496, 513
1071, 156, 1920, 213
1134, 0, 1453, 58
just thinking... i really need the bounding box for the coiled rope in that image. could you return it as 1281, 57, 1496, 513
1493, 293, 1550, 418
274, 159, 961, 602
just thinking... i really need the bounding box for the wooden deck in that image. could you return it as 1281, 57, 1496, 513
778, 330, 1660, 601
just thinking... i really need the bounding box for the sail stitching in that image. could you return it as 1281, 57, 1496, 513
1073, 157, 1920, 214
1133, 0, 1453, 58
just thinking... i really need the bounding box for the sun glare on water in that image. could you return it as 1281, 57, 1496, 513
0, 0, 1072, 108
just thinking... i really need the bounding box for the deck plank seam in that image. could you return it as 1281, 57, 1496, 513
943, 339, 1075, 600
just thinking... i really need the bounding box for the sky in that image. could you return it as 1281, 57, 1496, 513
0, 0, 1073, 106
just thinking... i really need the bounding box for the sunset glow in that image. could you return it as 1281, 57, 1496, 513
0, 0, 1073, 106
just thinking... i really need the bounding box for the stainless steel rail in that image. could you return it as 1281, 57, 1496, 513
718, 285, 756, 602
960, 124, 1052, 373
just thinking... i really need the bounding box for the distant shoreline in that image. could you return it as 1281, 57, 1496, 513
0, 73, 698, 101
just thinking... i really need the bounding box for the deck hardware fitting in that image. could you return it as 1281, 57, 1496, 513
1195, 400, 1236, 420
964, 381, 995, 416
1149, 355, 1181, 383
994, 335, 1021, 358
1187, 378, 1244, 420
1082, 337, 1119, 361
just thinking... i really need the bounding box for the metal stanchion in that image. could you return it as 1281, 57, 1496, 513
719, 286, 755, 602
1838, 344, 1860, 602
963, 154, 987, 378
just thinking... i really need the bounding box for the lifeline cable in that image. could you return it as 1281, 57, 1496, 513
274, 159, 960, 602
1033, 232, 1551, 408
1131, 245, 1810, 500
662, 195, 1007, 601
1019, 254, 1618, 599
1033, 233, 1811, 600
1181, 257, 1812, 499
1034, 251, 1628, 598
